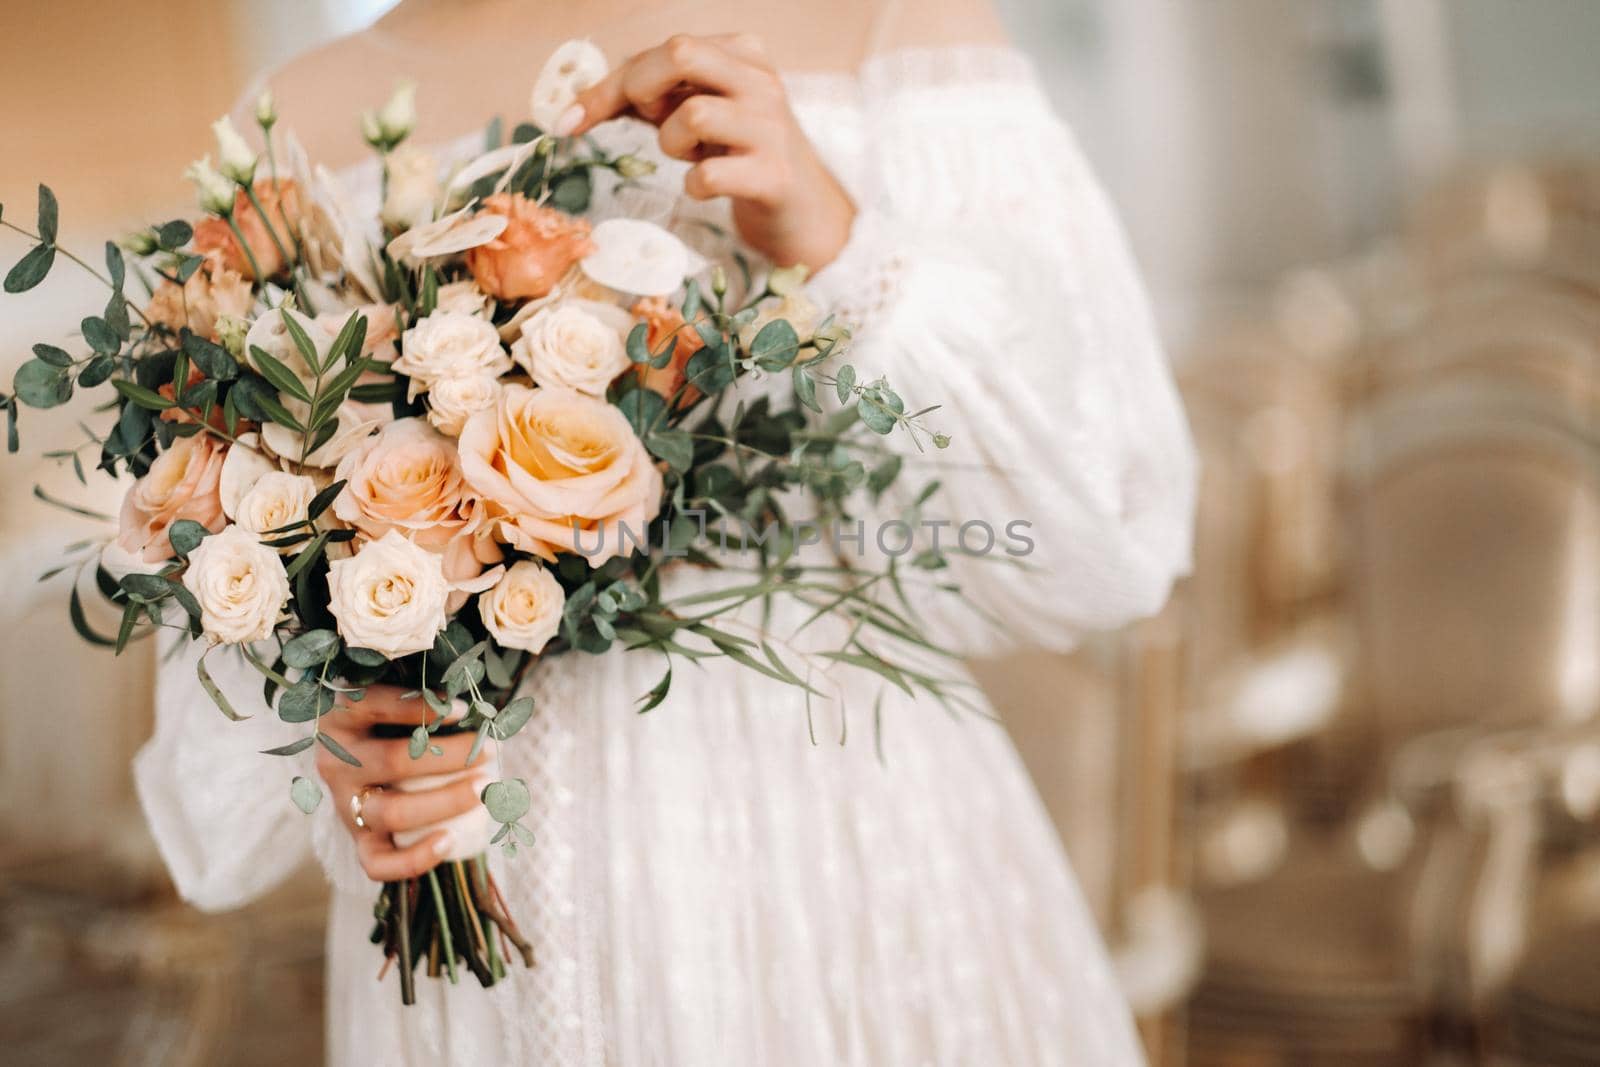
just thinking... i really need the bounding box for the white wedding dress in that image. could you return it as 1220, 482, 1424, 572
135, 46, 1196, 1067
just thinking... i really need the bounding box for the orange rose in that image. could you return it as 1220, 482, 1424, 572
631, 296, 704, 404
114, 433, 227, 562
465, 193, 594, 302
193, 179, 303, 281
145, 264, 253, 341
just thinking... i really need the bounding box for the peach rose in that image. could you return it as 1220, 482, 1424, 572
193, 179, 303, 281
631, 296, 704, 403
465, 193, 594, 302
114, 433, 228, 563
145, 265, 253, 341
458, 384, 663, 564
333, 417, 485, 552
333, 418, 502, 605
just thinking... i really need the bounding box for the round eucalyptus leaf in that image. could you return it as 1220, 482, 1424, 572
13, 359, 71, 409
168, 519, 210, 558
289, 775, 322, 814
482, 778, 530, 823
282, 628, 341, 669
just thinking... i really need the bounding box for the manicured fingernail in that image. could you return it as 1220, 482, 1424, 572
433, 831, 455, 858
554, 104, 584, 136
448, 697, 468, 721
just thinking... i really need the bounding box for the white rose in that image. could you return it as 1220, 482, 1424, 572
381, 146, 440, 232
326, 529, 450, 658
510, 299, 632, 396
426, 374, 502, 436
183, 525, 291, 644
435, 279, 492, 319
234, 471, 318, 547
394, 310, 513, 400
478, 560, 565, 653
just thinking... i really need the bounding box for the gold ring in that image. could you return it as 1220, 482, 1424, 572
350, 785, 380, 830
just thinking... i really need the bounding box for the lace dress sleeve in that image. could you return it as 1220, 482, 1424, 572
133, 635, 371, 908
805, 48, 1198, 656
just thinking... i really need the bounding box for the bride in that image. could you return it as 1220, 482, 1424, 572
134, 0, 1196, 1063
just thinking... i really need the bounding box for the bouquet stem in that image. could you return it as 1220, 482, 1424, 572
374, 855, 531, 1005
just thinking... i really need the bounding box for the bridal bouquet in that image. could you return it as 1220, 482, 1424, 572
1, 42, 954, 1004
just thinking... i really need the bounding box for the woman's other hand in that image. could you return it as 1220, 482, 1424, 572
317, 685, 492, 882
563, 33, 855, 271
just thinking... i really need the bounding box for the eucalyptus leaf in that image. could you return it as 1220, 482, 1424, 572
290, 775, 322, 814
684, 346, 734, 393
261, 736, 316, 757
183, 331, 238, 380
81, 316, 119, 355
316, 731, 362, 767
174, 254, 205, 284
835, 364, 856, 404
793, 366, 819, 413
197, 650, 247, 721
749, 319, 800, 370
77, 354, 115, 387
155, 219, 193, 250
482, 778, 531, 822
31, 343, 72, 368
13, 359, 71, 408
5, 244, 56, 293
494, 696, 536, 738
278, 678, 334, 723
105, 241, 126, 290
282, 628, 340, 669
615, 387, 666, 437
645, 429, 694, 473
36, 184, 58, 244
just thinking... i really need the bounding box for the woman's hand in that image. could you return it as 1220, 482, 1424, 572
317, 685, 492, 882
563, 33, 856, 272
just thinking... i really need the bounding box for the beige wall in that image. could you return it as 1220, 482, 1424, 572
0, 3, 245, 852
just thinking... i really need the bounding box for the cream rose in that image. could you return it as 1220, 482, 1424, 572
478, 560, 565, 653
510, 299, 632, 396
381, 145, 440, 232
234, 471, 317, 546
183, 525, 291, 644
114, 433, 227, 563
326, 529, 451, 658
393, 310, 513, 400
458, 384, 663, 563
426, 374, 502, 436
435, 279, 492, 319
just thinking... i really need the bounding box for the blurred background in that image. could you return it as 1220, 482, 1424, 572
2, 1, 1598, 1064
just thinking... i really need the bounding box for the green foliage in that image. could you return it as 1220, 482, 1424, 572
290, 776, 322, 814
